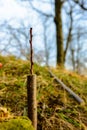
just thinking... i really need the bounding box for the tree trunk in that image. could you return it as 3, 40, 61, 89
54, 0, 64, 66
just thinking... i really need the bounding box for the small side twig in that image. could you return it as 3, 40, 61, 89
29, 28, 33, 74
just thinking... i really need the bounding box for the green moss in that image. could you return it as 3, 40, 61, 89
0, 117, 34, 130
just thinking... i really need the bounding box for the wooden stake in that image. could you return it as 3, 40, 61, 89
27, 28, 37, 130
27, 74, 37, 130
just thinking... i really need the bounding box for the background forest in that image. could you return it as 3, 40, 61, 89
0, 0, 87, 74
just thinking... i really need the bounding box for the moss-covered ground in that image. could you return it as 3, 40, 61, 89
0, 116, 34, 130
0, 55, 87, 130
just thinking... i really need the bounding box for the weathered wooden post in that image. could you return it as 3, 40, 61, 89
27, 28, 37, 130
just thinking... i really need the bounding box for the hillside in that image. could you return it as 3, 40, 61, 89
0, 55, 87, 130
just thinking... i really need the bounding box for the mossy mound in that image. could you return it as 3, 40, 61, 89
0, 117, 34, 130
0, 55, 87, 130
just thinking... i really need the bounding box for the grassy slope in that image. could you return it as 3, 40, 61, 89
0, 55, 87, 130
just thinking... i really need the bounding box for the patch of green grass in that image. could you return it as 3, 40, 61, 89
58, 112, 80, 127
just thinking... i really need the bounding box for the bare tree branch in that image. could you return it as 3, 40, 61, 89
73, 0, 87, 10
29, 1, 53, 17
64, 4, 73, 62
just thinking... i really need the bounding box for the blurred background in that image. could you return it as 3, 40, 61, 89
0, 0, 87, 74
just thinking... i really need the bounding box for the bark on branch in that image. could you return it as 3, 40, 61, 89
29, 28, 33, 75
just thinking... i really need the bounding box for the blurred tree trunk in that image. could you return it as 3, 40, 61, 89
54, 0, 64, 66
71, 49, 75, 71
